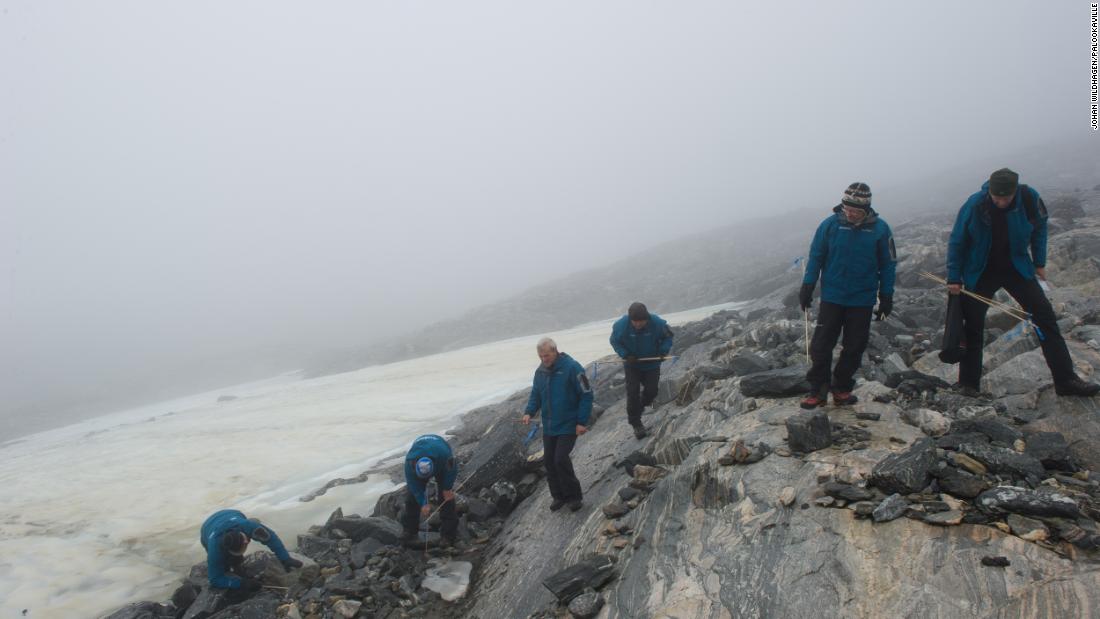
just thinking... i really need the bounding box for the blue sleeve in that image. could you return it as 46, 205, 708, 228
802, 220, 829, 285
574, 364, 594, 426
657, 320, 673, 356
946, 203, 970, 284
240, 520, 291, 563
206, 535, 241, 589
524, 374, 541, 415
441, 460, 458, 491
404, 460, 428, 506
1029, 190, 1048, 267
609, 319, 628, 358
878, 225, 896, 297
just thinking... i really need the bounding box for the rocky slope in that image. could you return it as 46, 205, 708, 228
107, 185, 1100, 619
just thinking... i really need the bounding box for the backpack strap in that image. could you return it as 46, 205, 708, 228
1018, 184, 1047, 226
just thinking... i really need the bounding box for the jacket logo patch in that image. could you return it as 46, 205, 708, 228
888, 236, 897, 261
578, 374, 591, 393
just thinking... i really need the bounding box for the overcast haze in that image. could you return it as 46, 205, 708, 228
0, 1, 1092, 435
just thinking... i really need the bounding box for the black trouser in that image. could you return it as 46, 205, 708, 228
401, 486, 458, 540
807, 301, 873, 393
543, 433, 582, 502
959, 266, 1074, 388
624, 365, 660, 426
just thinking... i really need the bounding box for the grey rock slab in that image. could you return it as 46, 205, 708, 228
785, 409, 832, 453
872, 494, 909, 523
542, 555, 616, 603
957, 443, 1045, 481
739, 366, 811, 397
1024, 432, 1076, 471
975, 486, 1081, 518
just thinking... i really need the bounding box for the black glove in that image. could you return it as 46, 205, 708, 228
239, 577, 263, 593
875, 294, 893, 321
798, 283, 815, 311
624, 355, 638, 365
282, 557, 303, 570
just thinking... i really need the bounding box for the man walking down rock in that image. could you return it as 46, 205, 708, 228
947, 168, 1099, 397
800, 182, 896, 409
609, 302, 674, 439
400, 434, 460, 547
522, 337, 593, 512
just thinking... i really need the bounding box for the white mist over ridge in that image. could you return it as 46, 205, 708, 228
0, 302, 741, 618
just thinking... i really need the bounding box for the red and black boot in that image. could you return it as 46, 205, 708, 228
831, 390, 859, 406
800, 386, 828, 409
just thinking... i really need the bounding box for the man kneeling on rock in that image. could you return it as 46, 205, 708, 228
800, 182, 897, 409
609, 301, 673, 439
946, 168, 1099, 397
522, 337, 593, 512
401, 434, 460, 547
200, 509, 302, 593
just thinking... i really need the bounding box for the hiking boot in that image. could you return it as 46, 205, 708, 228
1055, 377, 1100, 397
800, 392, 827, 409
549, 499, 566, 512
567, 500, 584, 512
952, 383, 983, 398
831, 391, 858, 406
632, 424, 648, 439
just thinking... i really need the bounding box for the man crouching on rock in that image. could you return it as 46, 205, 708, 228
800, 182, 897, 409
400, 434, 460, 547
200, 509, 302, 594
522, 337, 593, 513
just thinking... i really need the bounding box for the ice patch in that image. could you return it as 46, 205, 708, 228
421, 559, 473, 602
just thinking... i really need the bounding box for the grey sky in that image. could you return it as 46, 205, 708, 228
0, 1, 1091, 429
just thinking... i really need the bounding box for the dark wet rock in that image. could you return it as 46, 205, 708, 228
618, 487, 642, 502
602, 502, 631, 519
516, 472, 541, 498
870, 438, 936, 495
885, 370, 951, 390
981, 556, 1011, 567
104, 602, 177, 619
326, 516, 403, 545
542, 555, 616, 603
1024, 432, 1076, 471
181, 588, 229, 619
1025, 393, 1100, 471
930, 463, 989, 499
1006, 514, 1050, 541
459, 414, 529, 492
785, 409, 832, 453
207, 595, 280, 619
726, 351, 771, 376
852, 501, 876, 518
171, 583, 199, 614
924, 510, 964, 525
488, 480, 519, 515
617, 451, 658, 476
295, 534, 343, 565
823, 482, 874, 503
350, 537, 385, 569
855, 411, 881, 421
951, 418, 1023, 446
872, 494, 909, 523
935, 432, 990, 451
975, 486, 1081, 518
957, 443, 1045, 482
739, 366, 811, 397
370, 487, 406, 521
464, 496, 498, 522
567, 589, 605, 619
326, 572, 375, 597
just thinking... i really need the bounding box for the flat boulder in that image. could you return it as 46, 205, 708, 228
785, 409, 832, 453
542, 555, 617, 603
1023, 432, 1076, 471
957, 443, 1045, 482
739, 366, 811, 397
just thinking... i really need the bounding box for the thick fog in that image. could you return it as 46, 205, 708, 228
0, 1, 1090, 436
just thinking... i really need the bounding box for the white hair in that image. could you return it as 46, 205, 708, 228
536, 337, 558, 352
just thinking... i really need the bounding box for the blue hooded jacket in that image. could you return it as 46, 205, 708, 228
803, 206, 897, 308
200, 509, 292, 589
947, 182, 1047, 289
609, 314, 674, 371
403, 434, 458, 506
524, 352, 594, 436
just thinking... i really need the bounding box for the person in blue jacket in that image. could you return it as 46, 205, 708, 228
946, 168, 1098, 397
522, 337, 593, 512
609, 302, 673, 439
799, 182, 896, 408
400, 434, 460, 545
199, 509, 301, 592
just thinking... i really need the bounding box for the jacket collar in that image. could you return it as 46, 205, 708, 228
538, 352, 571, 374
832, 204, 879, 228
